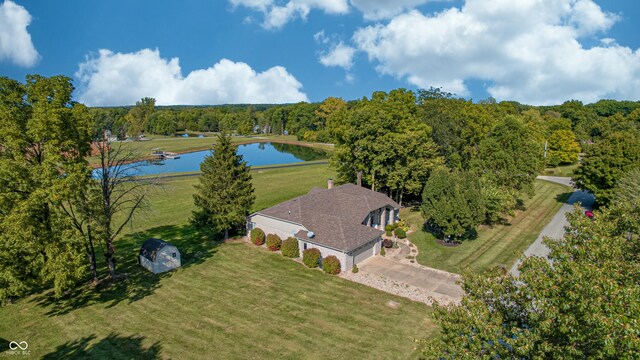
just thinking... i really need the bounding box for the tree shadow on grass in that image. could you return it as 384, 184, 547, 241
0, 337, 8, 353
556, 191, 574, 204
34, 224, 221, 316
42, 333, 160, 360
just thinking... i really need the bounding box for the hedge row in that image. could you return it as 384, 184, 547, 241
251, 228, 340, 274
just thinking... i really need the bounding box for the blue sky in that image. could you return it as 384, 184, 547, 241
0, 0, 639, 106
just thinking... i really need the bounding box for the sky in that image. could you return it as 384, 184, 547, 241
0, 0, 639, 106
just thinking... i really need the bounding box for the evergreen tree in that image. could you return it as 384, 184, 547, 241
192, 133, 255, 239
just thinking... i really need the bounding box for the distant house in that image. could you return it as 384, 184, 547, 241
247, 180, 400, 270
139, 238, 181, 274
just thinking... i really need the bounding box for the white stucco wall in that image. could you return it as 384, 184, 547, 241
248, 214, 306, 241
299, 241, 349, 271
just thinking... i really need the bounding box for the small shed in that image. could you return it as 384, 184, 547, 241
139, 238, 181, 274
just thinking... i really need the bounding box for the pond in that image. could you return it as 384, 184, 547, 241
94, 142, 328, 177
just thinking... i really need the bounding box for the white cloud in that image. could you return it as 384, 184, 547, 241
314, 30, 329, 44
319, 42, 356, 69
349, 0, 433, 20
75, 48, 308, 106
0, 0, 38, 67
353, 0, 640, 105
229, 0, 349, 29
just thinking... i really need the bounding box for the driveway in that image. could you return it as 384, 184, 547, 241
509, 176, 595, 276
355, 256, 464, 305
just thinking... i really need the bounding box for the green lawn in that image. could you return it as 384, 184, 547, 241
404, 179, 572, 274
129, 163, 336, 234
542, 163, 579, 177
0, 163, 435, 359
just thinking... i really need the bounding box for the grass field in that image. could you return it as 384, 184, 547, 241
0, 163, 436, 359
404, 179, 572, 274
542, 163, 579, 177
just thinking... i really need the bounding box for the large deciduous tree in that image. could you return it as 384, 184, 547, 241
192, 133, 255, 239
330, 89, 442, 201
546, 129, 581, 166
421, 168, 485, 241
421, 203, 640, 358
574, 131, 640, 206
472, 116, 544, 196
125, 97, 155, 138
0, 75, 92, 302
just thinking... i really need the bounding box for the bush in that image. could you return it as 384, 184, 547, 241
384, 223, 397, 232
385, 230, 392, 237
281, 237, 299, 258
395, 228, 406, 239
396, 220, 409, 231
383, 239, 393, 248
380, 247, 386, 256
266, 234, 282, 251
322, 255, 341, 275
352, 265, 359, 273
302, 248, 321, 268
250, 228, 265, 246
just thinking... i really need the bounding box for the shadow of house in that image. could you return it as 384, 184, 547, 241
42, 333, 160, 360
34, 224, 220, 316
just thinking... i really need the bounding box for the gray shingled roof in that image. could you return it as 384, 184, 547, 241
256, 184, 399, 252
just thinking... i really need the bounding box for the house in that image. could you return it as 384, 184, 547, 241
139, 238, 181, 274
247, 180, 400, 270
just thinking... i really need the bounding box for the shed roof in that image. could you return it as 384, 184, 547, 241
255, 184, 398, 252
139, 238, 176, 262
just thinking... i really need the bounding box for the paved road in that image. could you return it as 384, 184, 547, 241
509, 176, 595, 276
359, 256, 464, 304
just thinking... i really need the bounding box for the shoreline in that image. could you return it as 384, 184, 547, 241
88, 138, 334, 169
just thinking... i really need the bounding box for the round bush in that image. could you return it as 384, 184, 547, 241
385, 230, 392, 237
384, 224, 396, 232
352, 265, 359, 274
281, 237, 299, 258
395, 227, 407, 239
383, 239, 393, 248
322, 255, 341, 275
266, 234, 282, 251
302, 248, 321, 268
250, 228, 265, 246
380, 247, 386, 256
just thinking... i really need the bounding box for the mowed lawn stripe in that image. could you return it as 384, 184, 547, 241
460, 182, 551, 269
408, 179, 571, 274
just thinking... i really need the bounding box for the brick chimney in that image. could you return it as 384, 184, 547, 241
328, 178, 334, 189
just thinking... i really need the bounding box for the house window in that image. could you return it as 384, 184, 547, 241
172, 252, 176, 258
303, 243, 307, 250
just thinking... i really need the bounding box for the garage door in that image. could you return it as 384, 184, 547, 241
353, 241, 375, 265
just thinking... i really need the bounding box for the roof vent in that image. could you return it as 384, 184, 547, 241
307, 231, 315, 238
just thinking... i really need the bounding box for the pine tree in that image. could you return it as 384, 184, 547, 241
192, 133, 255, 239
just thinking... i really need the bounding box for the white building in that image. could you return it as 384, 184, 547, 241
247, 181, 400, 270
